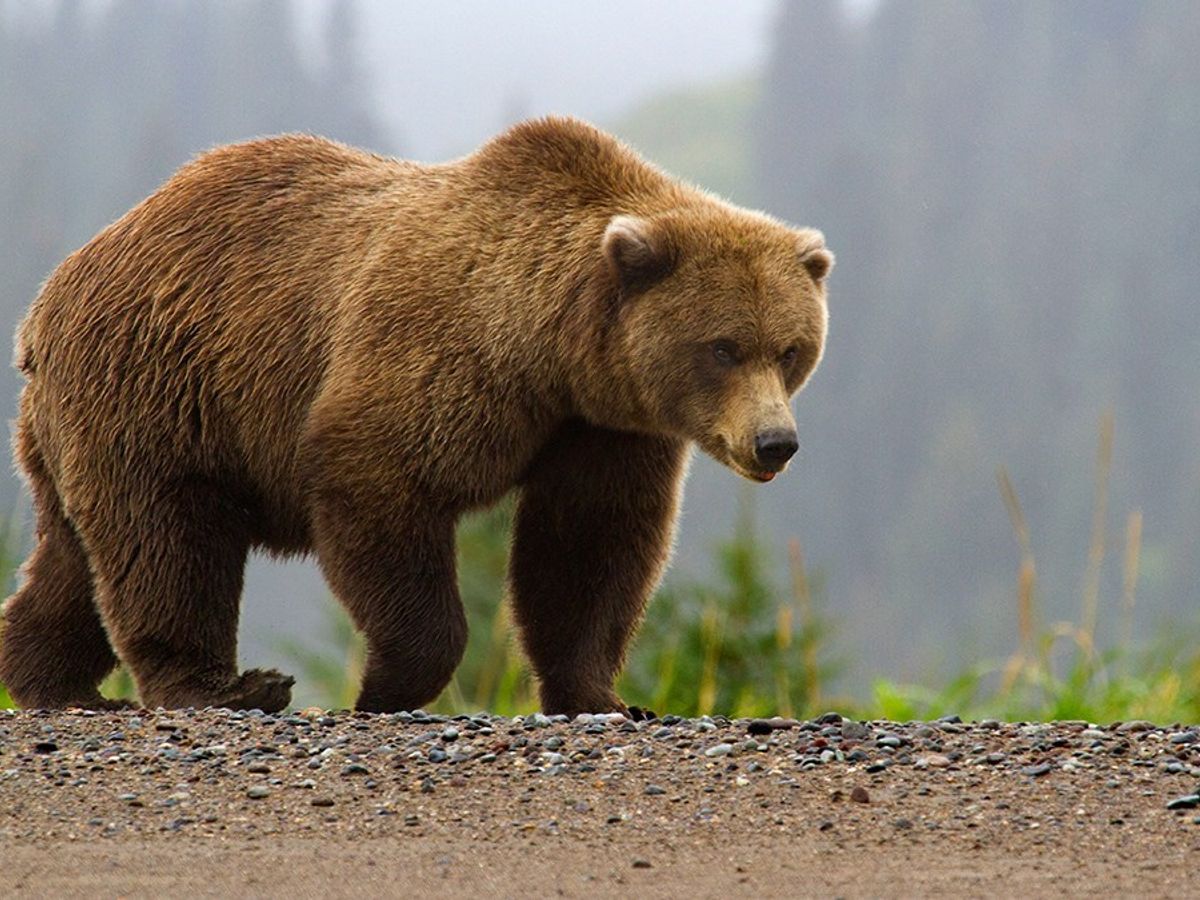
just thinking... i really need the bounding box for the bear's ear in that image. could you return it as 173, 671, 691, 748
796, 229, 834, 284
602, 215, 675, 293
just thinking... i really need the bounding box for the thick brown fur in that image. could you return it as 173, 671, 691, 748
0, 117, 831, 715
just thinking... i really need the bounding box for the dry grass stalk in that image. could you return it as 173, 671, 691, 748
1080, 411, 1114, 654
997, 466, 1039, 667
1120, 510, 1143, 654
697, 600, 722, 716
473, 601, 514, 709
774, 602, 794, 718
788, 537, 821, 712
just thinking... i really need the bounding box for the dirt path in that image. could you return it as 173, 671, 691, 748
2, 709, 1198, 897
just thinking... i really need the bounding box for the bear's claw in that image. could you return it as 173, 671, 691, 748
213, 668, 295, 713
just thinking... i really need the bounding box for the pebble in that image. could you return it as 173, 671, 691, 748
842, 721, 870, 741
917, 753, 951, 769
5, 709, 1199, 847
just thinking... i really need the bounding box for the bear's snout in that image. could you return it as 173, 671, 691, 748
754, 428, 799, 471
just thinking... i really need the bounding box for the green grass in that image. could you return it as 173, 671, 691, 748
620, 489, 833, 718
865, 414, 1200, 724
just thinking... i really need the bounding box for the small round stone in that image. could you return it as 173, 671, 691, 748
1166, 794, 1200, 810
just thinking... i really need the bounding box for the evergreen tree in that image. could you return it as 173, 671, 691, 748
755, 0, 1200, 673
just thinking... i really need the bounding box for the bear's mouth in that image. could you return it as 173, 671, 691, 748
700, 436, 784, 484
726, 457, 781, 484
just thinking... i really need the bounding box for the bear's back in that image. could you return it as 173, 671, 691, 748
16, 135, 417, 532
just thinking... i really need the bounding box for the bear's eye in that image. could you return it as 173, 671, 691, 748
711, 340, 738, 366
781, 346, 799, 367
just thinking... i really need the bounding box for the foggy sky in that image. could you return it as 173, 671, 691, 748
306, 0, 776, 160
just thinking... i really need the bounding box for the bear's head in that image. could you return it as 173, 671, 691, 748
602, 208, 831, 482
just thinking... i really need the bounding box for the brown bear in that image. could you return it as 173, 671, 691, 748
0, 117, 831, 715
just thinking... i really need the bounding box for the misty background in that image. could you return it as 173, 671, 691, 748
1, 0, 1196, 702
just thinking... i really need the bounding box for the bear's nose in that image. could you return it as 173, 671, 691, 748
754, 429, 799, 470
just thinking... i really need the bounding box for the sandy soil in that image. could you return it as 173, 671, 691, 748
2, 708, 1198, 898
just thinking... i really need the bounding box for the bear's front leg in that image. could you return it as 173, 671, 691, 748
311, 489, 467, 713
509, 422, 686, 716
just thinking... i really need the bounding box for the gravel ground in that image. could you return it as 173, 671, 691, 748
3, 707, 1199, 898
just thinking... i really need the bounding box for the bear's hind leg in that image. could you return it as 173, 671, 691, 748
509, 424, 686, 717
0, 524, 125, 710
0, 429, 122, 709
80, 479, 293, 712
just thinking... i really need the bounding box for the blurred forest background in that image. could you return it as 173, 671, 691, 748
0, 1, 1197, 716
